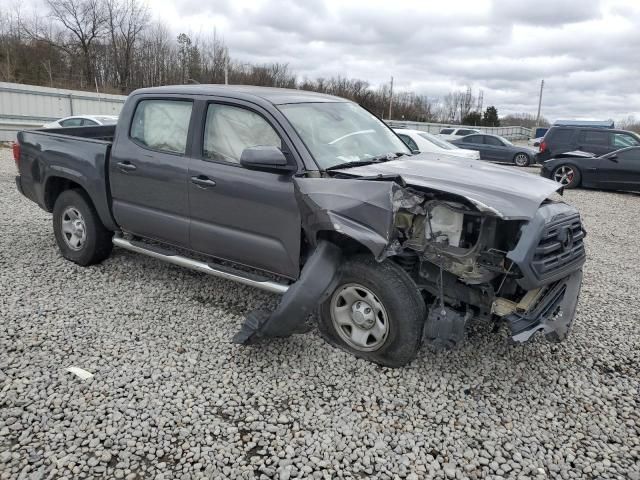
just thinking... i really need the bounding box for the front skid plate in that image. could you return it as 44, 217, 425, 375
507, 269, 583, 343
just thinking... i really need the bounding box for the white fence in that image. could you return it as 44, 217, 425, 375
385, 120, 533, 141
0, 81, 533, 143
0, 82, 127, 142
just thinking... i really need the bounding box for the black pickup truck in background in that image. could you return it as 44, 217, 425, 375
14, 85, 586, 367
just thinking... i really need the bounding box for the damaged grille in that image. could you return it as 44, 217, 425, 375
532, 214, 585, 280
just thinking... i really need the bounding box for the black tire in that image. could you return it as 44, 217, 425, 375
551, 164, 581, 188
513, 152, 531, 167
52, 189, 113, 266
318, 255, 426, 367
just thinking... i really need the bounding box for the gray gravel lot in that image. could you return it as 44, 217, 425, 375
1, 149, 638, 479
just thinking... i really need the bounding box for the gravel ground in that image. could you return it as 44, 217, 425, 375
0, 149, 638, 480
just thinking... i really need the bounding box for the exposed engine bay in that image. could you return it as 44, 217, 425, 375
235, 165, 586, 350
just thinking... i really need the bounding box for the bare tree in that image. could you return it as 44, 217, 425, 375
23, 0, 108, 86
106, 0, 148, 91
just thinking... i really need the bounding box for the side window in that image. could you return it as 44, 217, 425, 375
615, 148, 640, 161
82, 119, 98, 126
203, 104, 281, 164
60, 118, 83, 127
397, 134, 418, 151
130, 99, 193, 154
578, 130, 609, 146
463, 135, 482, 143
485, 136, 502, 146
440, 128, 454, 135
613, 133, 640, 148
549, 129, 573, 144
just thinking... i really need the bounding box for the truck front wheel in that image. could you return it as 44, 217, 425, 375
52, 189, 113, 266
318, 256, 426, 367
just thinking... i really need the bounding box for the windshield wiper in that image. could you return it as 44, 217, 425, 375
325, 159, 381, 171
325, 152, 407, 171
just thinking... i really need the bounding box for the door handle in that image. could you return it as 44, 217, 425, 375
191, 175, 217, 188
116, 161, 137, 172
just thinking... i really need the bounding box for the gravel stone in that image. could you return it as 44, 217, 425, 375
1, 152, 638, 479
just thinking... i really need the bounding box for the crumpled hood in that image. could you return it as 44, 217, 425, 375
333, 154, 562, 220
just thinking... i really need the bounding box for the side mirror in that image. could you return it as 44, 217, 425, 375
411, 149, 421, 154
240, 146, 295, 172
608, 154, 618, 162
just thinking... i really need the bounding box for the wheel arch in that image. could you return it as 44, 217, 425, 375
315, 230, 375, 257
43, 173, 117, 231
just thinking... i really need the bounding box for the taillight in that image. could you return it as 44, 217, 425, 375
539, 140, 547, 153
12, 142, 20, 165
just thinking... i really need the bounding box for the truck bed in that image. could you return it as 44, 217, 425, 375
15, 125, 118, 231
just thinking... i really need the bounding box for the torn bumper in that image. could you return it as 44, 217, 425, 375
507, 269, 583, 343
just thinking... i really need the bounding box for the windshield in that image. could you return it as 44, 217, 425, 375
418, 132, 458, 150
278, 102, 411, 169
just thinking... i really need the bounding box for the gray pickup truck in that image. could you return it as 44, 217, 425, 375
14, 85, 586, 367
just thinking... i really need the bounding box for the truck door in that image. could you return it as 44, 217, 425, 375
187, 100, 301, 279
109, 98, 194, 247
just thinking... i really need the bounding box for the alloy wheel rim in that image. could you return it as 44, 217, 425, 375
61, 207, 87, 251
515, 154, 528, 166
330, 283, 389, 352
553, 166, 575, 186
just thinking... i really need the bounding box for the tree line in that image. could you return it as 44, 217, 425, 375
1, 0, 536, 125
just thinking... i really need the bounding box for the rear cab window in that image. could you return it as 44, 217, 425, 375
130, 99, 193, 154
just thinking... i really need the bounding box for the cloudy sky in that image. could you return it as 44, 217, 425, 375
118, 0, 640, 120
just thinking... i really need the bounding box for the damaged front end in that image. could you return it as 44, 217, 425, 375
235, 168, 586, 348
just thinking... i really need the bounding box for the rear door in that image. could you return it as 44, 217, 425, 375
187, 99, 301, 279
595, 147, 640, 190
109, 97, 194, 247
460, 135, 487, 159
576, 129, 612, 156
483, 135, 509, 161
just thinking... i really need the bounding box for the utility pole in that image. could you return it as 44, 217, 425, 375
535, 79, 545, 128
388, 76, 393, 120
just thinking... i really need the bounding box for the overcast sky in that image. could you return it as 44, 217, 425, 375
85, 0, 640, 120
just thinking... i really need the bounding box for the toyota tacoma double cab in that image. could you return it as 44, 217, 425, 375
14, 85, 586, 367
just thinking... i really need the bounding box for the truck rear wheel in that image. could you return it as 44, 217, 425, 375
52, 189, 113, 266
318, 255, 426, 367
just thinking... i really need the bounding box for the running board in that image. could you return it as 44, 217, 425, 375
112, 236, 290, 295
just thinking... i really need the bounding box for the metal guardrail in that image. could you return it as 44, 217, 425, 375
385, 120, 533, 141
0, 82, 126, 142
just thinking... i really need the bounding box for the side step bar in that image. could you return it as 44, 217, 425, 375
112, 236, 290, 295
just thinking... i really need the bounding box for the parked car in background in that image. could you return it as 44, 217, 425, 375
437, 127, 481, 141
393, 128, 480, 160
536, 126, 640, 163
528, 136, 543, 147
452, 133, 537, 166
540, 146, 640, 190
42, 115, 119, 128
